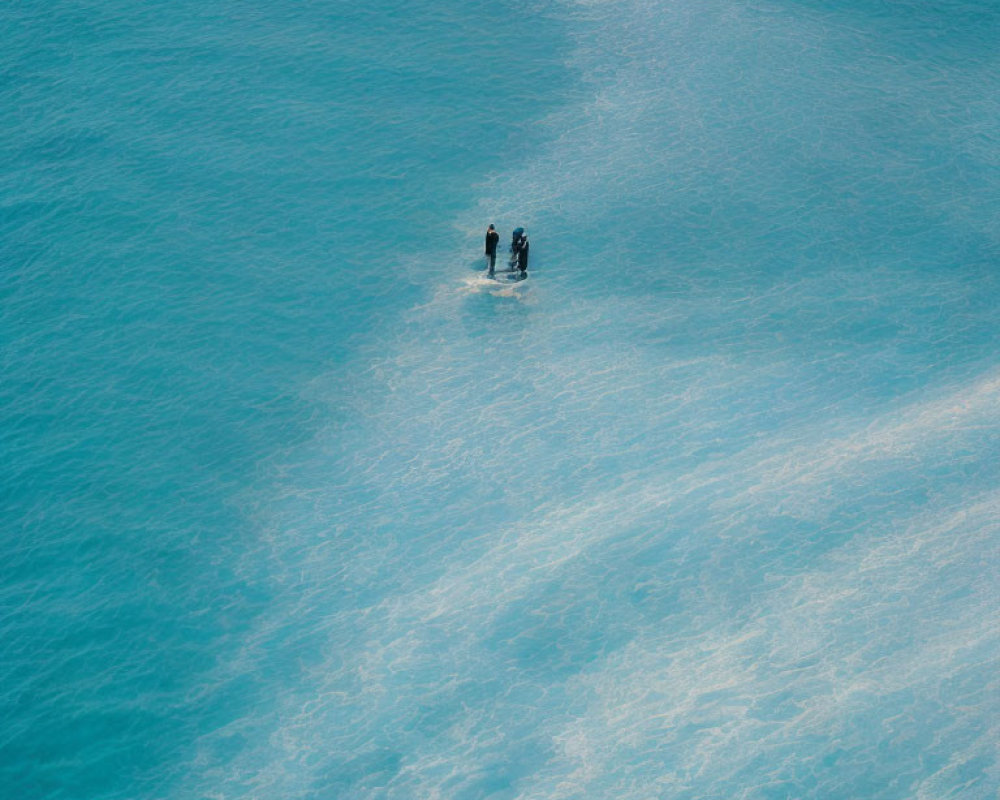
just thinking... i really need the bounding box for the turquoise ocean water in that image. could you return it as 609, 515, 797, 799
3, 1, 998, 798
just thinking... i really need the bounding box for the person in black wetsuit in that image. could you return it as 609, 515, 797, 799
516, 232, 529, 275
484, 224, 500, 276
510, 227, 524, 258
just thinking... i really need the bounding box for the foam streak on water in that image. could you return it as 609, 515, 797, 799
2, 1, 999, 798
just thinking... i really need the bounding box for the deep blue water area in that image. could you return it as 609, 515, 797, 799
3, 1, 998, 799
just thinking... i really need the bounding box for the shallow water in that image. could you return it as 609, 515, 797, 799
2, 1, 998, 798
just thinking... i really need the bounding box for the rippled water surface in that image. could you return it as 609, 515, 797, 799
3, 1, 998, 798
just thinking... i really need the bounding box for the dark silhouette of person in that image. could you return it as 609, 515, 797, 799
510, 227, 524, 256
516, 233, 529, 275
485, 224, 500, 276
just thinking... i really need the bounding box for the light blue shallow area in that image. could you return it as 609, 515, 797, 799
2, 1, 998, 799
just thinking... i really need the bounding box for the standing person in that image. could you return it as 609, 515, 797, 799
516, 231, 529, 275
509, 226, 524, 270
485, 224, 500, 276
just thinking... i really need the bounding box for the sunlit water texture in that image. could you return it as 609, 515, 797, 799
2, 1, 998, 798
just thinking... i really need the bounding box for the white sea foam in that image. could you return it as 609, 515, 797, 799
154, 1, 1000, 797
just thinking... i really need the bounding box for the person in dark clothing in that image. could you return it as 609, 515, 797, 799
510, 227, 524, 254
516, 233, 529, 274
485, 224, 500, 276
